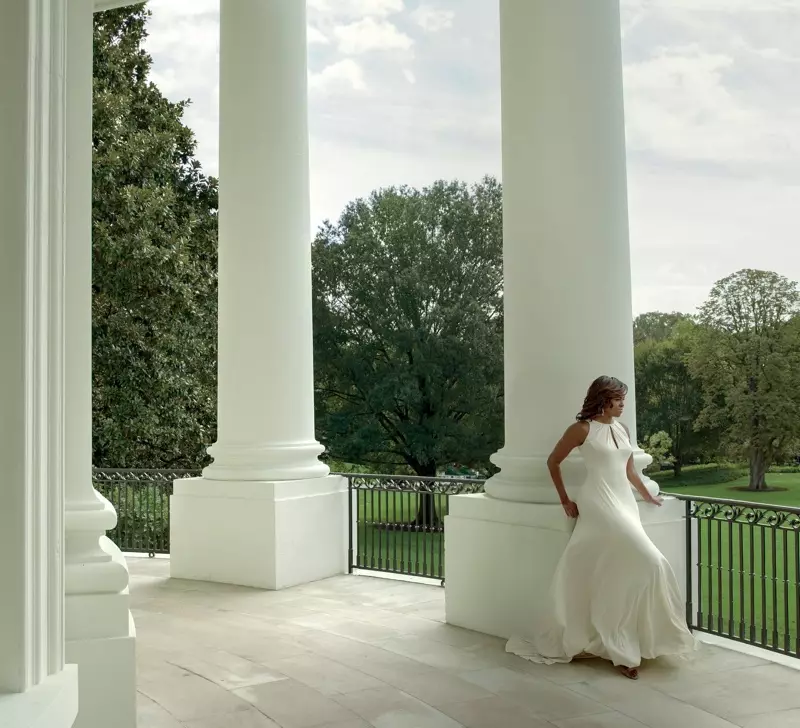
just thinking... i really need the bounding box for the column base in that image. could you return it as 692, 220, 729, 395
0, 666, 79, 728
444, 494, 687, 639
203, 440, 330, 481
485, 447, 658, 503
66, 615, 136, 728
64, 535, 136, 728
170, 475, 348, 589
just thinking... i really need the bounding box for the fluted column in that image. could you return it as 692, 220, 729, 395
203, 0, 328, 482
485, 0, 654, 503
0, 0, 78, 724
63, 0, 136, 725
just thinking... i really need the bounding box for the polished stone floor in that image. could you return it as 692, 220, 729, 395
131, 557, 800, 728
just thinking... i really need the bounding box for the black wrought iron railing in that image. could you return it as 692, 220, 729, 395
93, 468, 200, 555
343, 473, 485, 584
678, 494, 800, 659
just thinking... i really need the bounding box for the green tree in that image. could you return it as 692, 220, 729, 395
313, 179, 504, 522
642, 431, 674, 473
92, 8, 218, 469
635, 318, 711, 475
633, 311, 693, 345
688, 270, 800, 490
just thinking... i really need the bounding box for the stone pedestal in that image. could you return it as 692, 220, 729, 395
171, 477, 348, 590
170, 0, 346, 589
445, 495, 688, 638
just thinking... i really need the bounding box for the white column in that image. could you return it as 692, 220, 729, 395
445, 0, 682, 640
204, 0, 328, 483
485, 0, 654, 504
63, 0, 136, 726
170, 0, 347, 590
0, 0, 78, 725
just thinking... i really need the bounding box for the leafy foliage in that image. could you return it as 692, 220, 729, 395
92, 8, 218, 468
635, 318, 713, 474
312, 178, 504, 477
642, 431, 675, 472
633, 311, 693, 345
688, 270, 800, 489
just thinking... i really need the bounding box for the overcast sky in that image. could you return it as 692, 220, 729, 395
143, 0, 800, 316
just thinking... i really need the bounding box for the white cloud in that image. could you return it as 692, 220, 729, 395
307, 26, 330, 45
403, 68, 416, 84
307, 0, 404, 20
623, 0, 800, 12
625, 47, 759, 163
333, 17, 413, 54
309, 59, 367, 93
412, 5, 455, 33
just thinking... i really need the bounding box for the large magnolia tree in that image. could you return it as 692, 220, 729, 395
92, 8, 219, 468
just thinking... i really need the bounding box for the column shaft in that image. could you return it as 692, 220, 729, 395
205, 0, 327, 482
487, 0, 648, 503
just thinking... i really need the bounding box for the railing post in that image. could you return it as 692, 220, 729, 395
347, 476, 354, 575
685, 497, 694, 630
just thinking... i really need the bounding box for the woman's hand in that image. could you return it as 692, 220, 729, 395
645, 493, 663, 507
561, 498, 579, 518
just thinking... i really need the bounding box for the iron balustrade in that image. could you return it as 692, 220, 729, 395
92, 468, 199, 555
342, 473, 485, 584
676, 494, 800, 659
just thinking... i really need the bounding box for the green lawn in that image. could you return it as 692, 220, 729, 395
352, 489, 448, 580
658, 467, 800, 654
659, 469, 800, 508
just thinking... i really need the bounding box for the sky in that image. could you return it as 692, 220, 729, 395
142, 0, 800, 316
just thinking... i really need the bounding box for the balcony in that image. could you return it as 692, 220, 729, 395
132, 556, 800, 728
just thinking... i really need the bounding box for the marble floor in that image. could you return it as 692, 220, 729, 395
131, 557, 800, 728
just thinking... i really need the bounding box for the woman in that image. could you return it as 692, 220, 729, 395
506, 376, 696, 679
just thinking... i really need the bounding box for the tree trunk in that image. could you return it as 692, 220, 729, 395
412, 462, 441, 529
673, 459, 682, 478
748, 450, 769, 491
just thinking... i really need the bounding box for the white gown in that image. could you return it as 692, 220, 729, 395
506, 420, 697, 668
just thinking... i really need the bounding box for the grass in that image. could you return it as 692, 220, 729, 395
657, 466, 800, 508
352, 489, 448, 580
657, 466, 800, 655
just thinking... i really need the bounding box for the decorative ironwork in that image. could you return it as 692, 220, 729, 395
344, 474, 486, 495
341, 473, 485, 585
675, 494, 800, 660
93, 468, 201, 483
92, 468, 200, 556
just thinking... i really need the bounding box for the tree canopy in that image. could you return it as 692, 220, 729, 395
633, 311, 693, 345
92, 7, 218, 469
312, 178, 504, 477
635, 319, 711, 475
688, 269, 800, 489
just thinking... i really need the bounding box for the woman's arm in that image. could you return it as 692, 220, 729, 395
621, 424, 663, 506
547, 422, 589, 517
626, 456, 662, 505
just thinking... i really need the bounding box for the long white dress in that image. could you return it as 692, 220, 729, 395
506, 420, 697, 668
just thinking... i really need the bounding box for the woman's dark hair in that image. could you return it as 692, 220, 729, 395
576, 376, 628, 421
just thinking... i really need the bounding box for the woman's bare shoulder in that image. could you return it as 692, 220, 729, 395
564, 420, 590, 443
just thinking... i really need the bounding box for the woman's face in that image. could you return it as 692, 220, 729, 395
607, 395, 626, 418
